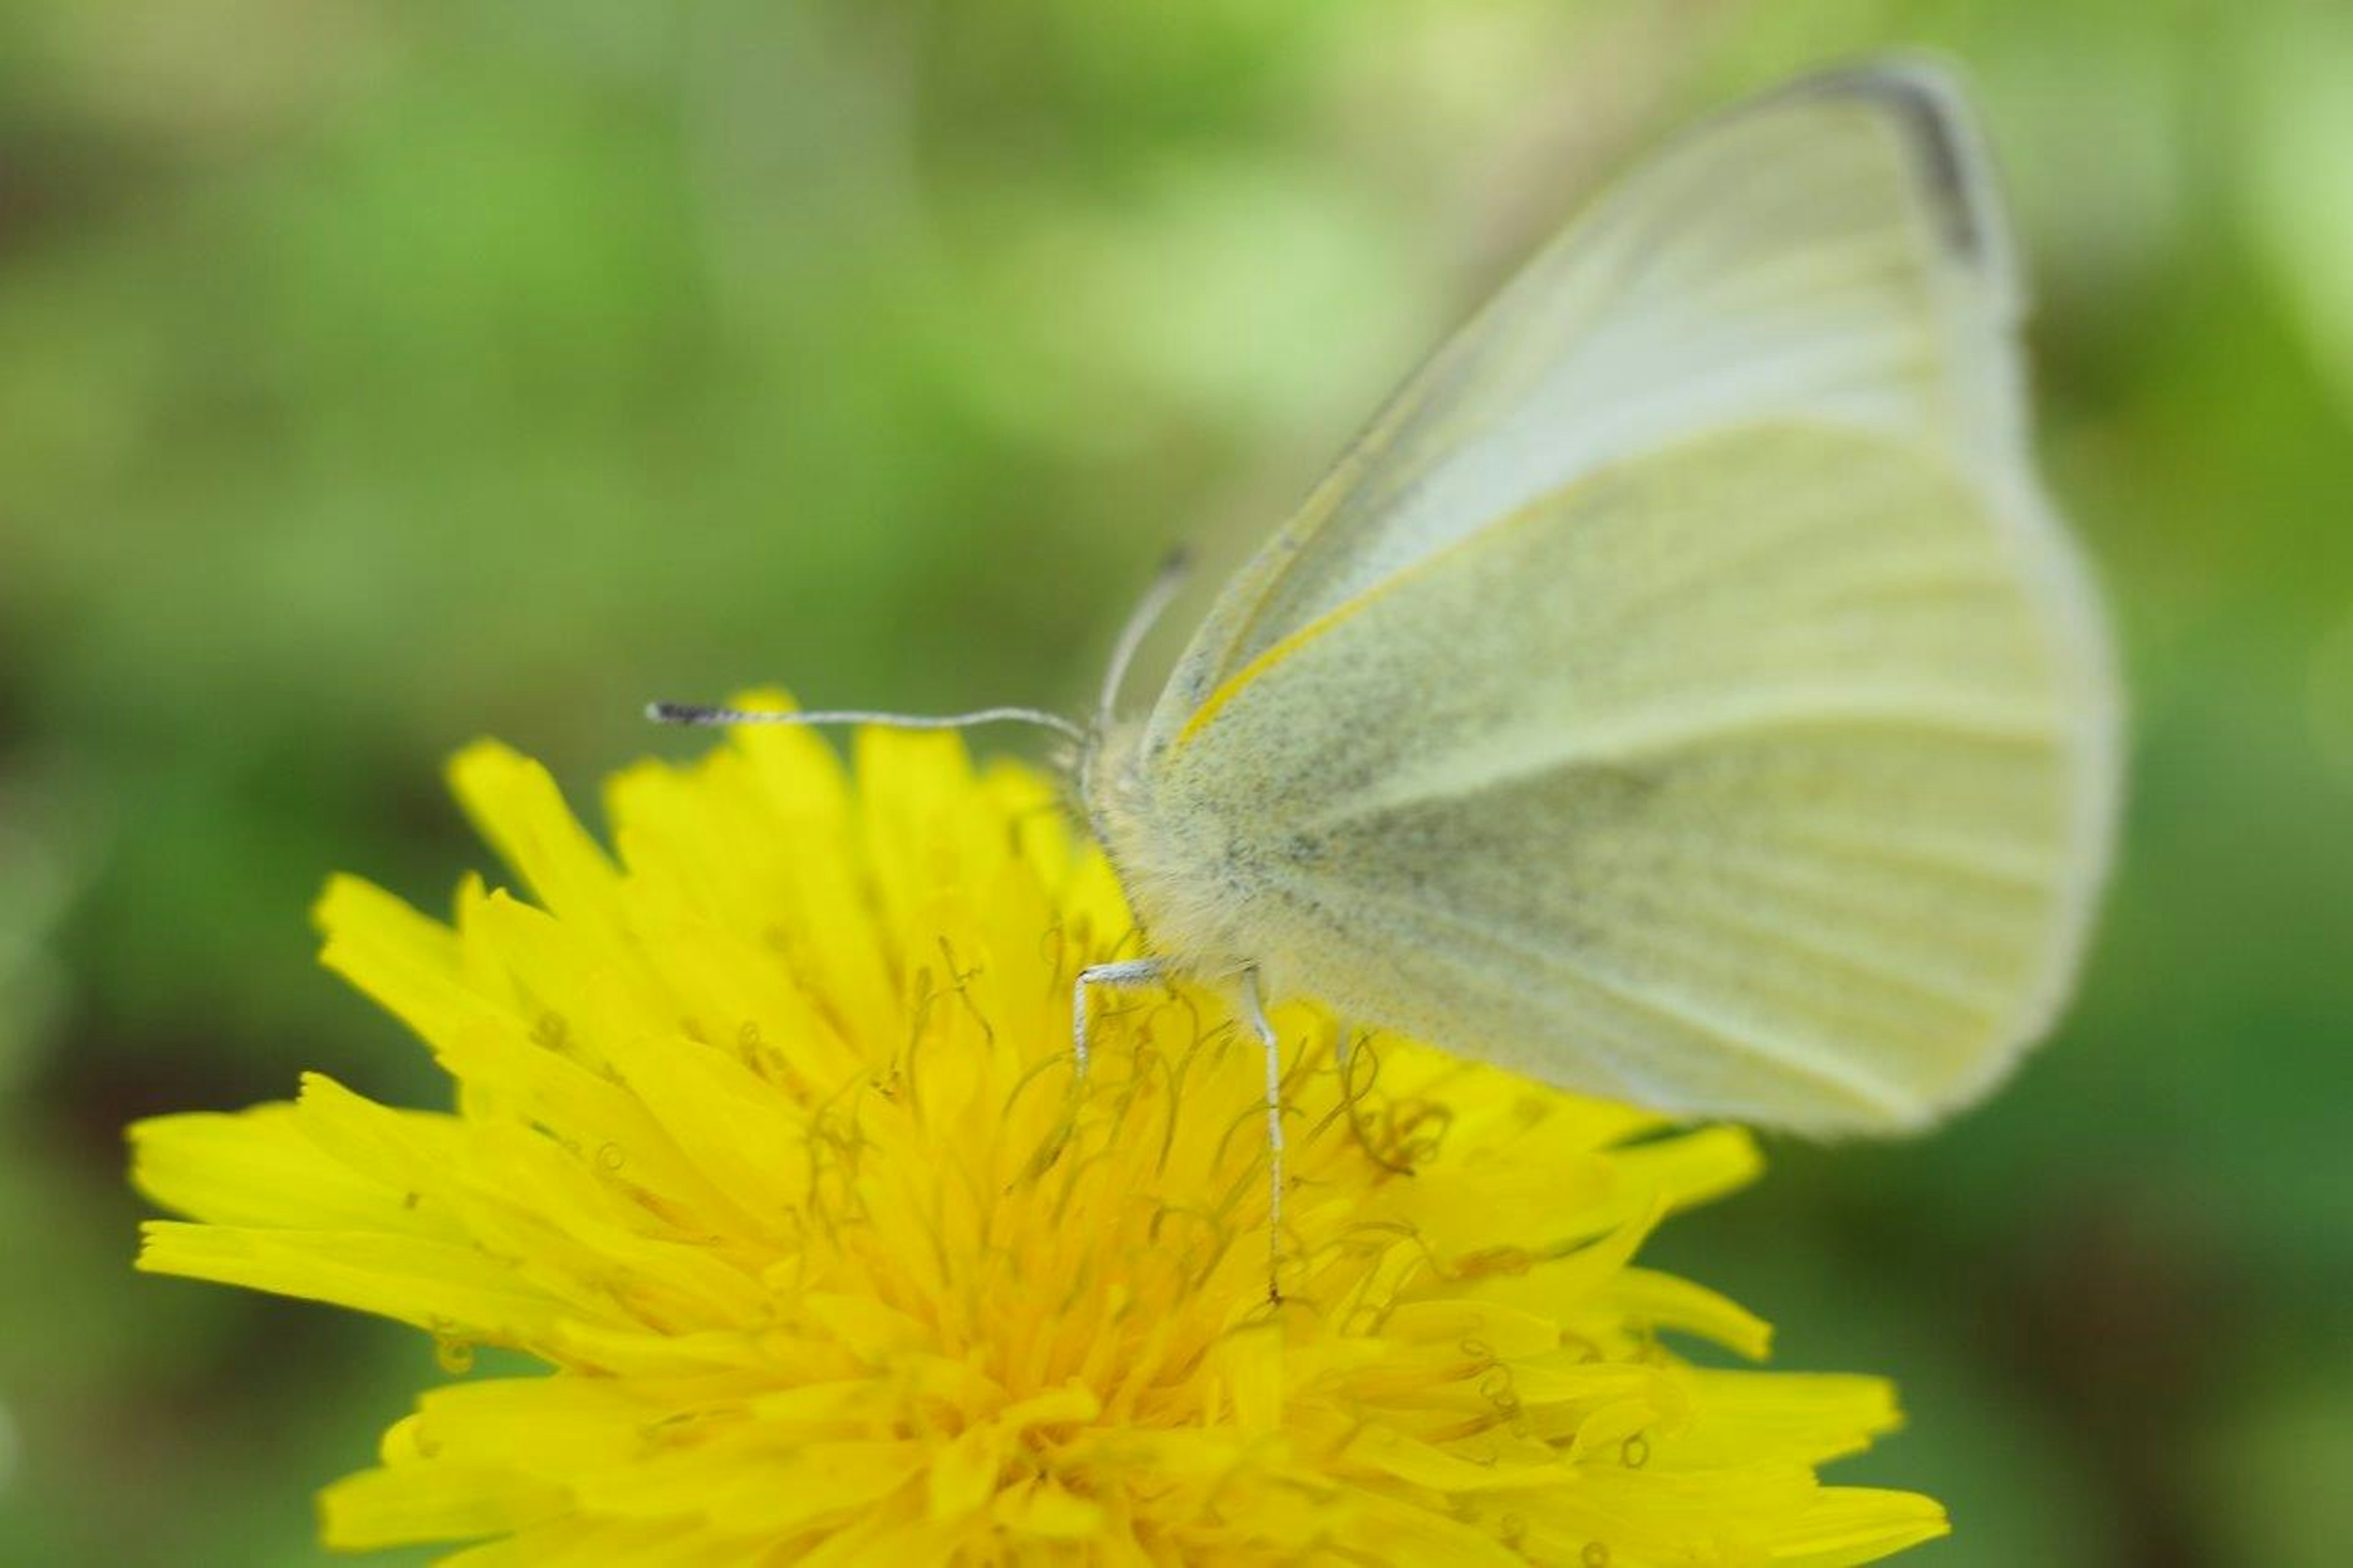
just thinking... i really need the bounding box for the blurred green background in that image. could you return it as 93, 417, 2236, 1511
2, 1, 2348, 1562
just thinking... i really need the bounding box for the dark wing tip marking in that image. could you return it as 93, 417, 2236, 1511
1773, 58, 1992, 264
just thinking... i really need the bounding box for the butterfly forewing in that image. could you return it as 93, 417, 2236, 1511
1148, 65, 2032, 743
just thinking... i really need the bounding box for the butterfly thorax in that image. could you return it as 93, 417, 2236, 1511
1082, 719, 1259, 979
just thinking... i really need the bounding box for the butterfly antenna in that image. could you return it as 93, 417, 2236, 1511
1097, 547, 1193, 726
649, 703, 1086, 746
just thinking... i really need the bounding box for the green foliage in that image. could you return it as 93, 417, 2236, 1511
2, 2, 2344, 1560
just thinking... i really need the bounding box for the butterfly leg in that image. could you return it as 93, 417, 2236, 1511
1025, 958, 1164, 1184
1071, 958, 1165, 1089
1238, 968, 1287, 1305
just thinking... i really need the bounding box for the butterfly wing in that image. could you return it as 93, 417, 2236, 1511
1149, 61, 2039, 737
1112, 63, 2116, 1132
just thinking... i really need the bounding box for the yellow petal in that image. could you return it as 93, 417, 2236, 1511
1600, 1265, 1776, 1360
314, 873, 491, 1051
447, 741, 626, 935
129, 1102, 428, 1233
1677, 1371, 1905, 1468
1763, 1486, 1952, 1566
320, 1461, 572, 1550
137, 1222, 572, 1343
925, 1423, 1002, 1522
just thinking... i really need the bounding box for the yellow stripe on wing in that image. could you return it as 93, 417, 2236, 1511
1172, 593, 1383, 750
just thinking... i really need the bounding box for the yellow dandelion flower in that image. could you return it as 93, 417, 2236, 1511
131, 700, 1949, 1564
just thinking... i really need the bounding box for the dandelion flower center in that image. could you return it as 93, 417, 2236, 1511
132, 706, 1947, 1562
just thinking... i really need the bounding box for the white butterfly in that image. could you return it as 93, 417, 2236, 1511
662, 61, 2118, 1253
